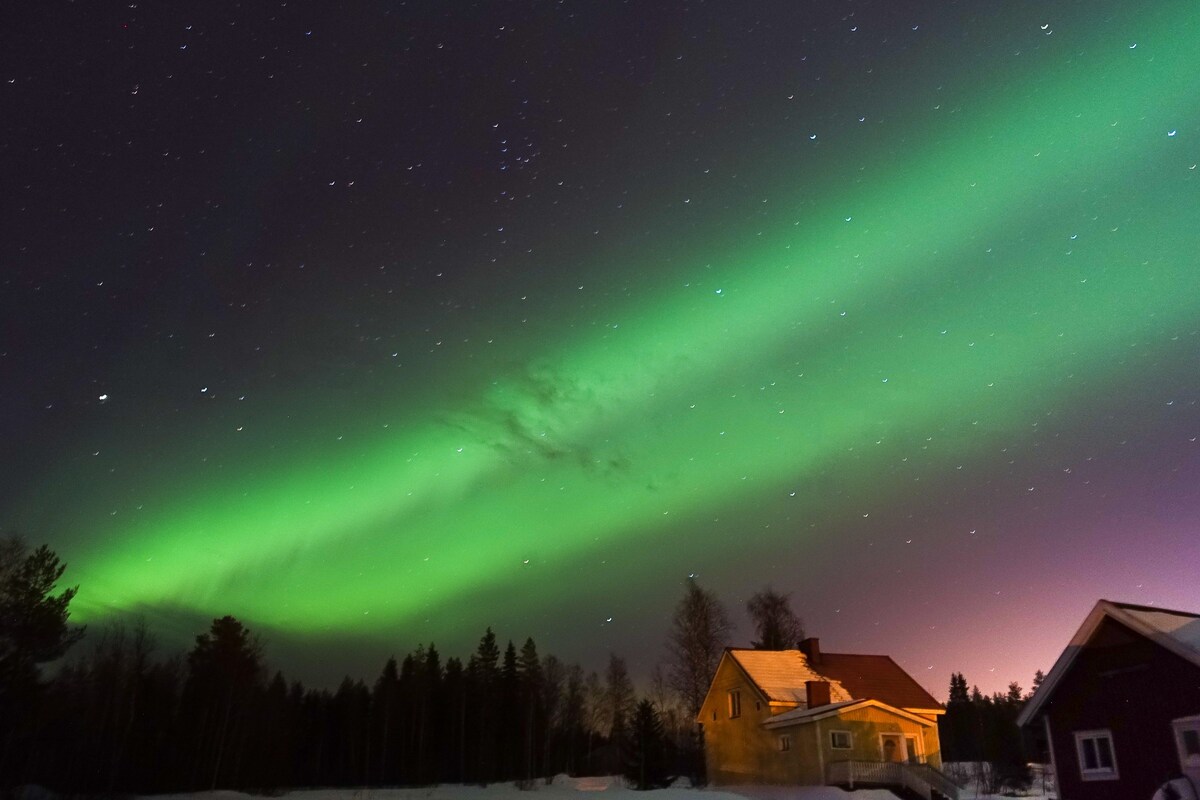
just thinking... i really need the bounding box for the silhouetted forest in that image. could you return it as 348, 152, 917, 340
936, 671, 1043, 793
2, 615, 691, 793
2, 538, 1040, 795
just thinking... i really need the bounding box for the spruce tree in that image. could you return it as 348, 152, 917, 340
623, 700, 671, 790
471, 628, 501, 783
500, 641, 520, 778
1029, 669, 1045, 699
443, 656, 467, 783
517, 638, 543, 780
373, 657, 400, 784
182, 616, 263, 790
948, 672, 969, 704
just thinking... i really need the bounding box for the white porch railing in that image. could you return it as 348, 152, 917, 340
826, 760, 960, 800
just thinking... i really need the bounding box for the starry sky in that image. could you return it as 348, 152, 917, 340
3, 0, 1199, 699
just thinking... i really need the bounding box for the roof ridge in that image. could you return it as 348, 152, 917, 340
821, 651, 891, 659
1105, 599, 1200, 618
726, 647, 900, 659
1019, 599, 1200, 728
725, 646, 802, 652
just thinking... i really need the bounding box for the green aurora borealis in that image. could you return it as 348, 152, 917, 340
5, 0, 1200, 691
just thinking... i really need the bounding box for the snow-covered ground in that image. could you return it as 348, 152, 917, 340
147, 777, 900, 800
942, 762, 1056, 800
16, 772, 1057, 800
138, 774, 972, 800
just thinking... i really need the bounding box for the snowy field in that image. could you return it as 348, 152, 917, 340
148, 776, 900, 800
138, 772, 1053, 800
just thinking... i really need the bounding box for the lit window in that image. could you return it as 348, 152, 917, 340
1074, 730, 1118, 781
830, 730, 852, 749
728, 690, 741, 718
779, 735, 791, 752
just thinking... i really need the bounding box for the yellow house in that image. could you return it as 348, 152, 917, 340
697, 638, 957, 799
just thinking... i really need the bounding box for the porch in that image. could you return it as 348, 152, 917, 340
826, 759, 960, 800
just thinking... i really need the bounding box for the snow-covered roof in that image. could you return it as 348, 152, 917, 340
727, 649, 854, 706
762, 698, 937, 729
1018, 599, 1200, 727
1120, 606, 1200, 655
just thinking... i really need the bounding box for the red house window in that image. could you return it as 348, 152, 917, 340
1074, 730, 1118, 781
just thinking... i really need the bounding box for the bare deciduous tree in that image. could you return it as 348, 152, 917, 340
746, 587, 804, 650
666, 578, 731, 716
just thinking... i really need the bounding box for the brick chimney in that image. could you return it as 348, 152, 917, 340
805, 680, 831, 709
799, 637, 821, 665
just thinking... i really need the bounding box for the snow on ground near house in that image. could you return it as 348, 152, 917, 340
942, 763, 1056, 800
16, 772, 1057, 800
141, 781, 1060, 800
147, 776, 897, 800
705, 784, 897, 800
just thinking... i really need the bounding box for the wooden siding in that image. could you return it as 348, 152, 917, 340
817, 705, 940, 769
1043, 615, 1200, 800
699, 655, 791, 784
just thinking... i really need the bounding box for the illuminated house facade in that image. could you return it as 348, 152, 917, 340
1017, 600, 1200, 800
697, 639, 955, 798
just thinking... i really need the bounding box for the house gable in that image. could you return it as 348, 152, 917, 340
695, 650, 774, 726
1018, 599, 1200, 728
1018, 599, 1200, 800
697, 651, 794, 784
764, 698, 937, 729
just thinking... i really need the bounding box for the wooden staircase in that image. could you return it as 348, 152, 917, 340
826, 760, 960, 800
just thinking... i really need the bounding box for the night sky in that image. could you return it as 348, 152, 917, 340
3, 0, 1199, 699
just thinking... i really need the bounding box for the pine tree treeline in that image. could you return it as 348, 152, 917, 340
5, 618, 670, 794
938, 671, 1041, 793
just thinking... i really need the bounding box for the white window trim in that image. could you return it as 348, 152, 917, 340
728, 689, 741, 719
1074, 729, 1119, 781
779, 734, 791, 752
1173, 715, 1200, 776
829, 730, 852, 750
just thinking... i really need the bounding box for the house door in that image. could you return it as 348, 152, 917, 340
881, 734, 905, 763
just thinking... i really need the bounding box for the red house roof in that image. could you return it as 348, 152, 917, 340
815, 652, 943, 711
723, 647, 942, 712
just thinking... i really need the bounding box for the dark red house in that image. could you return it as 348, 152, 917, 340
1018, 600, 1200, 800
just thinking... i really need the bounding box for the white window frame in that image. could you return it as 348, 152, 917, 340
829, 730, 853, 750
1173, 715, 1200, 781
1074, 729, 1119, 781
779, 734, 791, 752
728, 689, 741, 719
